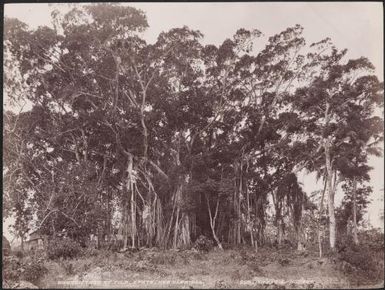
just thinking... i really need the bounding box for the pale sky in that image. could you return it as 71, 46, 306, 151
3, 2, 384, 242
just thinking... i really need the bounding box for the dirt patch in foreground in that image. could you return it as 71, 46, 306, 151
31, 247, 384, 289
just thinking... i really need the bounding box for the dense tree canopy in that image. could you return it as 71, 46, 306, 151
4, 3, 383, 252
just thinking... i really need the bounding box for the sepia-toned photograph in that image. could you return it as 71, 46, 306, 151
2, 1, 384, 289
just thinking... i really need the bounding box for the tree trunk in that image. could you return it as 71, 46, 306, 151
122, 205, 128, 250
272, 189, 283, 246
277, 219, 281, 246
255, 196, 262, 247
97, 223, 103, 249
155, 198, 163, 246
130, 185, 136, 248
318, 177, 327, 258
296, 228, 304, 251
246, 182, 254, 248
163, 197, 175, 248
205, 194, 223, 250
126, 155, 136, 249
295, 216, 303, 251
237, 168, 242, 245
172, 175, 184, 249
278, 220, 284, 246
352, 177, 359, 245
173, 206, 180, 249
325, 138, 336, 250
179, 213, 191, 248
107, 191, 111, 244
212, 228, 223, 250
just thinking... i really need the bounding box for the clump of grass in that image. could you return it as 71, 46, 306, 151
230, 269, 241, 281
247, 260, 264, 275
61, 261, 75, 275
149, 252, 176, 265
193, 251, 208, 261
47, 238, 81, 260
81, 247, 100, 257
22, 258, 48, 285
215, 279, 231, 289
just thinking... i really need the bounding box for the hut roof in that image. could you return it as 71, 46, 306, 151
2, 235, 11, 250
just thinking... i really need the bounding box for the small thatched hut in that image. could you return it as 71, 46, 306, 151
2, 235, 11, 256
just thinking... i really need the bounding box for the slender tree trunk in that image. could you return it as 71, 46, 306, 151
126, 155, 136, 249
155, 198, 163, 246
178, 213, 191, 248
107, 191, 111, 244
173, 206, 180, 249
246, 179, 254, 247
163, 198, 175, 248
323, 101, 337, 251
255, 197, 260, 249
352, 177, 359, 245
123, 210, 127, 249
130, 184, 136, 248
296, 226, 303, 251
232, 185, 237, 245
236, 162, 242, 245
97, 223, 103, 249
205, 194, 223, 250
172, 177, 183, 249
213, 231, 223, 250
278, 220, 284, 246
325, 138, 336, 250
318, 177, 327, 258
123, 201, 128, 249
272, 190, 283, 246
134, 62, 152, 162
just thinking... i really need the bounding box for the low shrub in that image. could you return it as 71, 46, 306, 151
47, 238, 81, 260
62, 261, 75, 275
193, 235, 214, 252
358, 228, 384, 252
337, 241, 383, 282
2, 256, 22, 282
230, 269, 241, 281
2, 255, 47, 286
149, 252, 176, 265
193, 251, 208, 260
108, 239, 124, 252
14, 250, 24, 259
247, 261, 264, 275
221, 242, 232, 250
22, 259, 48, 284
81, 246, 100, 257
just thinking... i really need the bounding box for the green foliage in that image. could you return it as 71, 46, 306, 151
47, 238, 82, 260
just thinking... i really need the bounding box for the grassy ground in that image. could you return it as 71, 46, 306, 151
3, 244, 383, 289
30, 246, 383, 289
